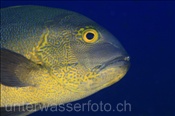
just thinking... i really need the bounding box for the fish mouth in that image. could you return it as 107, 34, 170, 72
91, 56, 130, 73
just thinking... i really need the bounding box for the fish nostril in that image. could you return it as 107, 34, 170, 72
124, 56, 130, 61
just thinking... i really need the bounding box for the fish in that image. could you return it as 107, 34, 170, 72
0, 5, 130, 116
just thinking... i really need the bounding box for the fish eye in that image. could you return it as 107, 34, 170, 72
86, 33, 94, 40
82, 29, 98, 43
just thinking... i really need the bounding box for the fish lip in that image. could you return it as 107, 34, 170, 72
104, 55, 130, 66
91, 56, 130, 73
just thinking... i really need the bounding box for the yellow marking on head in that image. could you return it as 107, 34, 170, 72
36, 28, 49, 51
26, 28, 50, 65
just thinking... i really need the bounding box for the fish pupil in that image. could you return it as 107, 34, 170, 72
86, 33, 94, 40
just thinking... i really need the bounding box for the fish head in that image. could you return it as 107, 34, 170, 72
44, 10, 130, 94
69, 13, 130, 91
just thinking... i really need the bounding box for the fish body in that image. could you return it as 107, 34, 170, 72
0, 5, 130, 115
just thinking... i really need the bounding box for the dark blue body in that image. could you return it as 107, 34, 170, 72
1, 1, 175, 116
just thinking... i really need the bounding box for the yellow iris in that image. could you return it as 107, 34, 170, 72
82, 29, 98, 43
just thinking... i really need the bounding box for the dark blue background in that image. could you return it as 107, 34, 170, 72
1, 1, 175, 116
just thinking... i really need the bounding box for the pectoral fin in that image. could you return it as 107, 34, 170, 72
0, 48, 41, 87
